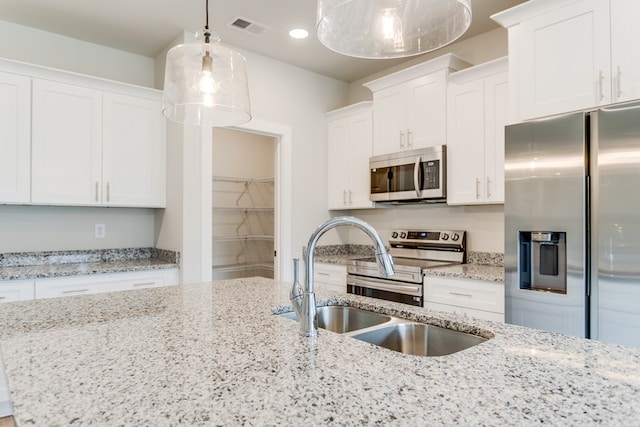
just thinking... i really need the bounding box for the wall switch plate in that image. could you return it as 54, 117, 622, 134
95, 224, 106, 238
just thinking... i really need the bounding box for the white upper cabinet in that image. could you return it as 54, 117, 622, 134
493, 0, 640, 121
447, 58, 508, 205
32, 79, 103, 205
364, 54, 471, 156
0, 71, 30, 204
610, 0, 640, 103
103, 92, 166, 207
326, 102, 373, 210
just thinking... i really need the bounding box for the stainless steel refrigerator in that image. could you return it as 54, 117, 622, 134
505, 101, 640, 348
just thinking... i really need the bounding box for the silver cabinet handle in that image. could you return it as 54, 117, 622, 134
106, 182, 110, 203
399, 131, 405, 148
95, 182, 99, 202
132, 282, 156, 287
62, 288, 89, 294
317, 272, 330, 276
598, 69, 605, 101
486, 176, 492, 199
413, 156, 422, 197
0, 296, 6, 300
615, 65, 622, 100
349, 190, 353, 205
449, 291, 472, 297
476, 178, 481, 199
343, 190, 347, 205
407, 129, 413, 148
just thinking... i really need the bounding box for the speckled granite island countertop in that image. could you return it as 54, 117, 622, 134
0, 248, 179, 281
0, 278, 639, 425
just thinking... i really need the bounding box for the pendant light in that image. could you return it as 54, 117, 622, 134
316, 0, 472, 59
162, 0, 251, 127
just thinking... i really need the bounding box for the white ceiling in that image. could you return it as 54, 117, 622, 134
0, 0, 526, 82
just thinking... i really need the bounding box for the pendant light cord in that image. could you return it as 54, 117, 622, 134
204, 0, 210, 43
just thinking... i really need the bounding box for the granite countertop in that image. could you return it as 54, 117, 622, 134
0, 248, 179, 281
424, 263, 504, 283
0, 278, 638, 425
312, 245, 504, 282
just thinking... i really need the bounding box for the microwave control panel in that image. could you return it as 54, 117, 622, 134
423, 160, 440, 189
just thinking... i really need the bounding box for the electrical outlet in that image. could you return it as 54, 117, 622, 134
95, 224, 106, 238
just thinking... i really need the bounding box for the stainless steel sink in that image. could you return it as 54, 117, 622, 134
278, 305, 488, 356
351, 323, 487, 356
279, 306, 391, 334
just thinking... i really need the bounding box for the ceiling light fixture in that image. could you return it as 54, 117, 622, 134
162, 0, 251, 127
289, 28, 309, 39
316, 0, 472, 59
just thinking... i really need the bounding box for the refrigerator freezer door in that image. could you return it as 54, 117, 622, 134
504, 112, 587, 337
592, 104, 640, 348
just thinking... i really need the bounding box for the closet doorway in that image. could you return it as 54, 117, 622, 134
211, 128, 276, 280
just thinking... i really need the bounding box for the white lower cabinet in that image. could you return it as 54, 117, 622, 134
424, 276, 504, 322
314, 263, 347, 294
0, 280, 35, 303
35, 269, 179, 300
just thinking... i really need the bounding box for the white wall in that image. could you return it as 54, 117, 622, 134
0, 20, 155, 87
212, 128, 275, 178
335, 204, 504, 253
219, 47, 350, 260
0, 206, 155, 253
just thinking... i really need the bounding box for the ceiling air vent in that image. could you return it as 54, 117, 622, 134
229, 16, 269, 37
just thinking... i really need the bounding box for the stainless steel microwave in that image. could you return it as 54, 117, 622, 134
370, 145, 446, 203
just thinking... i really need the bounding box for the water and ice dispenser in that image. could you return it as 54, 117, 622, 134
518, 231, 567, 294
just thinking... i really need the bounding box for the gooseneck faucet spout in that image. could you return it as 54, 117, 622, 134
290, 216, 395, 337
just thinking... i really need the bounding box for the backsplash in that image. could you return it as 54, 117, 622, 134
0, 248, 179, 268
466, 252, 503, 267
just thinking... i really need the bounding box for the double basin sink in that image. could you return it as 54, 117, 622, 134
279, 306, 487, 357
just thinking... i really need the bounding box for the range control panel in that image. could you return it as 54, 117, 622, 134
389, 229, 465, 245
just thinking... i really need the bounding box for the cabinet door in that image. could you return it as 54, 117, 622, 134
517, 0, 611, 119
610, 0, 640, 103
347, 109, 374, 209
32, 79, 102, 205
327, 117, 351, 209
0, 280, 35, 303
0, 71, 30, 204
483, 72, 509, 204
446, 79, 486, 204
372, 85, 405, 156
102, 92, 166, 207
407, 71, 447, 150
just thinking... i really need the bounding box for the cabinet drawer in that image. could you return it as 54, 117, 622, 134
314, 263, 347, 287
424, 276, 504, 314
0, 279, 35, 303
424, 301, 504, 322
35, 269, 179, 299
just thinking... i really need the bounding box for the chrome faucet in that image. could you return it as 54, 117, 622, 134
290, 216, 395, 337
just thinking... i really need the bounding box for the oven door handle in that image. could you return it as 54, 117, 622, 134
413, 156, 422, 197
347, 275, 422, 296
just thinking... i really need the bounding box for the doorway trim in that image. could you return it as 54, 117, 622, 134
231, 118, 292, 282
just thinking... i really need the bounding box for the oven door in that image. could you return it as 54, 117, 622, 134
347, 275, 423, 306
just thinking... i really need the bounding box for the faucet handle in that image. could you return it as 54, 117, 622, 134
289, 258, 303, 300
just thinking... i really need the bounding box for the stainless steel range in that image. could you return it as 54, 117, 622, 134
346, 229, 466, 306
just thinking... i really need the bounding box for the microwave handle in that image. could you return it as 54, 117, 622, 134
413, 156, 422, 197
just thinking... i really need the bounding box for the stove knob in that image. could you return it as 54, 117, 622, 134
452, 233, 460, 241
400, 232, 407, 239
441, 233, 449, 241
391, 231, 399, 239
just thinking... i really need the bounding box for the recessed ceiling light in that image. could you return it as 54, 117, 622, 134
289, 28, 309, 39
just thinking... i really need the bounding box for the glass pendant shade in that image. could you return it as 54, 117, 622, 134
162, 32, 251, 127
316, 0, 472, 59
